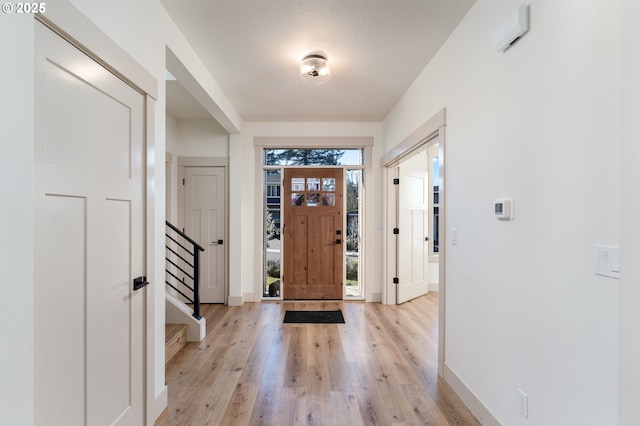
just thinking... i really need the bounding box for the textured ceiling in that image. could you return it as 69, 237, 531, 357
160, 0, 476, 122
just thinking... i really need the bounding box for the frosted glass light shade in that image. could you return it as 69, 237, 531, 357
299, 55, 331, 85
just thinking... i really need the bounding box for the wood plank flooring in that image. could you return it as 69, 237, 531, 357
155, 293, 480, 426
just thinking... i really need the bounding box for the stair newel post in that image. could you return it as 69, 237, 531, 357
193, 246, 202, 320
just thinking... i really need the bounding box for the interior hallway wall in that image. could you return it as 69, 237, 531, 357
0, 13, 34, 426
383, 0, 620, 424
619, 0, 640, 423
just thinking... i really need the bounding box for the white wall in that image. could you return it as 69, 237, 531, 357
619, 0, 640, 423
384, 1, 620, 424
0, 13, 34, 426
166, 113, 179, 223
165, 114, 229, 224
173, 118, 229, 158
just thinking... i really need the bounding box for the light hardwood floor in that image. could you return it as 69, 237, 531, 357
155, 293, 480, 426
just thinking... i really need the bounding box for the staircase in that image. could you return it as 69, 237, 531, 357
165, 323, 188, 364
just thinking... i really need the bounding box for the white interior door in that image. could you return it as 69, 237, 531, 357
397, 151, 430, 304
34, 21, 145, 425
184, 166, 227, 303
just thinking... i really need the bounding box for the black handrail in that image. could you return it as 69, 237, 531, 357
165, 220, 205, 320
166, 220, 205, 252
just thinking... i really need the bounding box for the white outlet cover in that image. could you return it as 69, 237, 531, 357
517, 388, 528, 418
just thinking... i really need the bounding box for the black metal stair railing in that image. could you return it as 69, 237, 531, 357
165, 221, 205, 320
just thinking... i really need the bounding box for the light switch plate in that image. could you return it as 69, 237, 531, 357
594, 245, 620, 279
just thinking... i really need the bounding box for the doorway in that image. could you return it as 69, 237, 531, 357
382, 108, 446, 375
259, 146, 366, 301
282, 168, 344, 299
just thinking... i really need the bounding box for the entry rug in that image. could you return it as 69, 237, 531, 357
283, 310, 345, 324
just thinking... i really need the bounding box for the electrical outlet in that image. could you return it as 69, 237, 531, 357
517, 388, 528, 418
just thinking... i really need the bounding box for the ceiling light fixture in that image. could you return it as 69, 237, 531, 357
299, 54, 331, 85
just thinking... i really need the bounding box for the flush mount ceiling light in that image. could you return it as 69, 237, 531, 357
299, 54, 331, 85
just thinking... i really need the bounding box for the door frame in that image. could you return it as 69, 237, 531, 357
35, 3, 161, 423
254, 137, 374, 302
177, 157, 229, 304
381, 108, 447, 376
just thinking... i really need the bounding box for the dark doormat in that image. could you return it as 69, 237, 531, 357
283, 310, 345, 324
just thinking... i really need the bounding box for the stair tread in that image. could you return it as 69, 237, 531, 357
165, 323, 188, 344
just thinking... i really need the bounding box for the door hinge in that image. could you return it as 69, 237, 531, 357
182, 178, 185, 185
393, 178, 400, 185
393, 228, 399, 235
393, 277, 399, 284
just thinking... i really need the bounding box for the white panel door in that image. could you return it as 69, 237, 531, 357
34, 22, 145, 425
397, 152, 430, 304
184, 167, 227, 303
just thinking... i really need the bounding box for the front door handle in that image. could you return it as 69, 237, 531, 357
211, 240, 224, 245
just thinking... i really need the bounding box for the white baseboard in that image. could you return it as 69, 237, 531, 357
443, 363, 502, 426
148, 385, 167, 426
227, 295, 244, 306
369, 292, 382, 302
429, 283, 439, 292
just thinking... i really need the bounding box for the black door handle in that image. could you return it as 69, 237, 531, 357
211, 240, 224, 245
133, 276, 149, 291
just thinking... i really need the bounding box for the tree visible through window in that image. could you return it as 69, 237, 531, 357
265, 149, 344, 166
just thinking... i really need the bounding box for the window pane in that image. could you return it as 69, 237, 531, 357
307, 193, 320, 206
291, 178, 304, 191
263, 169, 281, 298
346, 169, 363, 299
307, 178, 320, 191
322, 193, 335, 206
291, 193, 304, 206
264, 148, 363, 166
322, 178, 335, 191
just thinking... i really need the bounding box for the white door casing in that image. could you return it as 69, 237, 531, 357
396, 150, 430, 304
184, 166, 227, 303
34, 21, 145, 425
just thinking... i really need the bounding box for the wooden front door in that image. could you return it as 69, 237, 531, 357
283, 168, 344, 299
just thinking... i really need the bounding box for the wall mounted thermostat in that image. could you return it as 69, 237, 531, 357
494, 198, 513, 220
493, 4, 530, 53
